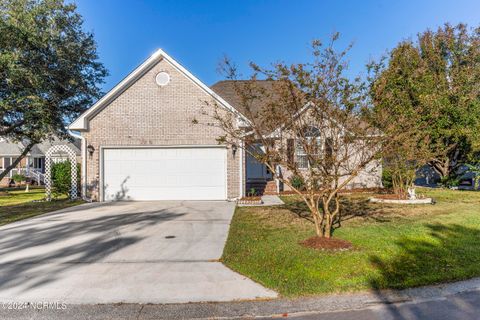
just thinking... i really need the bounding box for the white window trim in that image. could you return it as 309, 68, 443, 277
295, 137, 322, 170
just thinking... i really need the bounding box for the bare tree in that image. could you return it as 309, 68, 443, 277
201, 35, 395, 240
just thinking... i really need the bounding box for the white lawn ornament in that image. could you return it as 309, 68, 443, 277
45, 145, 78, 201
407, 187, 416, 200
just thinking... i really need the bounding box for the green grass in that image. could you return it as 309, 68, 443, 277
222, 188, 480, 297
0, 187, 83, 226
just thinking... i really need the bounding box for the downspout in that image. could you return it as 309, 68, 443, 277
276, 164, 281, 194
239, 140, 245, 199
68, 130, 90, 201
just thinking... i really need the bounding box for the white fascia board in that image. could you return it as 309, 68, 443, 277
68, 49, 250, 131
265, 101, 314, 138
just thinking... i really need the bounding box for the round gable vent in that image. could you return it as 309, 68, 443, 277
155, 72, 170, 86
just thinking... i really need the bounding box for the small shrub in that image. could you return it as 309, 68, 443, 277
12, 174, 26, 184
382, 168, 393, 189
248, 188, 257, 197
51, 161, 80, 198
290, 175, 305, 191
441, 175, 460, 188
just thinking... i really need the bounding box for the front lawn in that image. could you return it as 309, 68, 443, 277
222, 188, 480, 297
0, 187, 83, 226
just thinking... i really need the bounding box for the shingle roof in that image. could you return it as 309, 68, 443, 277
210, 80, 285, 120
30, 137, 80, 156
0, 137, 80, 156
211, 80, 375, 135
0, 139, 24, 155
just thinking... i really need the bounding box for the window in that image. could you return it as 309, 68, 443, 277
295, 126, 321, 169
33, 158, 45, 171
295, 141, 309, 169
4, 157, 11, 168
0, 157, 3, 169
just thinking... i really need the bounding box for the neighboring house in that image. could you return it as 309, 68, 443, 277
415, 165, 442, 187
0, 137, 81, 187
69, 49, 382, 202
415, 164, 480, 190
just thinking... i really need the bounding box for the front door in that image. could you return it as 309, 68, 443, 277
246, 147, 273, 180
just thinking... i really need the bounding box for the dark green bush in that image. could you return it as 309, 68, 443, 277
12, 173, 26, 183
290, 175, 305, 191
382, 167, 393, 189
51, 161, 80, 198
441, 175, 460, 188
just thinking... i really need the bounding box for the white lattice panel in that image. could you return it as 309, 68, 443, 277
45, 145, 78, 201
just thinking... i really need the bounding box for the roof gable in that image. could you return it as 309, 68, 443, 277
69, 49, 247, 131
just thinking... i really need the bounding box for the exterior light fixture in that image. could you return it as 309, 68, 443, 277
87, 145, 95, 156
232, 144, 238, 156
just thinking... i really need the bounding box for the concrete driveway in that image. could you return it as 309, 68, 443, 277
0, 201, 276, 304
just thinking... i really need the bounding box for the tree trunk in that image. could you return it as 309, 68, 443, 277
0, 142, 35, 181
311, 207, 322, 237
324, 217, 332, 238
429, 159, 450, 178
322, 197, 333, 239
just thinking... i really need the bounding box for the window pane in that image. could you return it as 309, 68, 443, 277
0, 157, 3, 169
4, 157, 11, 167
295, 142, 304, 153
297, 155, 308, 169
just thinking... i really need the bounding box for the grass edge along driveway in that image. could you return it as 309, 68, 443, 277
0, 187, 83, 226
222, 188, 480, 297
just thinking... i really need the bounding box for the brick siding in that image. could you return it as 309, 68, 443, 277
82, 59, 240, 201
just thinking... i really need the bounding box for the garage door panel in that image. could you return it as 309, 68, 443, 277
103, 147, 227, 201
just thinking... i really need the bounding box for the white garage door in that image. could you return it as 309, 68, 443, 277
102, 147, 227, 201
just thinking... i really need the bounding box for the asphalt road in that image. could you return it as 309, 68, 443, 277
258, 290, 480, 320
1, 289, 479, 319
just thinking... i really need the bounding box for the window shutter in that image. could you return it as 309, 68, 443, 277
287, 139, 294, 165
325, 138, 333, 171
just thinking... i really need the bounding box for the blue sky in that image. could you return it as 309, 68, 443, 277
76, 0, 480, 91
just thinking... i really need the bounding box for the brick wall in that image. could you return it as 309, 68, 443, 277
82, 59, 240, 201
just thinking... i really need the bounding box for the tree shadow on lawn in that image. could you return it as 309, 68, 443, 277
367, 223, 480, 319
282, 196, 386, 226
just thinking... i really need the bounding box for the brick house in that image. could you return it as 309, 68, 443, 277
69, 49, 381, 201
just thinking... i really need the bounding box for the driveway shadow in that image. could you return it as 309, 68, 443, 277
0, 203, 186, 293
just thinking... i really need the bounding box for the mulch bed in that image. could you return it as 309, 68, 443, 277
300, 236, 353, 251
0, 191, 9, 197
239, 196, 262, 201
280, 188, 387, 196
373, 193, 428, 200
374, 194, 408, 200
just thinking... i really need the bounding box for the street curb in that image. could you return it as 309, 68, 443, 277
2, 277, 480, 319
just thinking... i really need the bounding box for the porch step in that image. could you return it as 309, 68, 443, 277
246, 180, 267, 196
246, 180, 277, 196
263, 181, 278, 195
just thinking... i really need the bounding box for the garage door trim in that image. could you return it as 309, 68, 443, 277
99, 145, 228, 201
